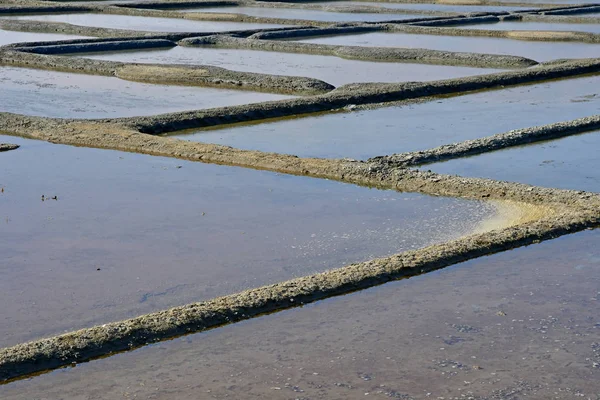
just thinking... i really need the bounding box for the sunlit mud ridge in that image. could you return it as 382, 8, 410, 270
369, 115, 600, 167
0, 0, 599, 390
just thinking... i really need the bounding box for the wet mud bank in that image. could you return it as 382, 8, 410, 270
371, 115, 600, 167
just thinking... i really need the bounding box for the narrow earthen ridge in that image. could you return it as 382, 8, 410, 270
121, 0, 242, 10
180, 34, 537, 68
542, 5, 600, 15
247, 25, 381, 39
17, 39, 177, 54
389, 23, 600, 43
408, 14, 504, 26
0, 49, 335, 95
105, 58, 600, 134
0, 5, 91, 14
521, 13, 600, 24
369, 115, 600, 167
0, 143, 19, 152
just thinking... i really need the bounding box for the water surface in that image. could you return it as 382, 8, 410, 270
172, 75, 600, 159
83, 46, 501, 86
430, 129, 600, 192
1, 13, 286, 32
300, 31, 600, 62
462, 20, 600, 34
0, 66, 290, 118
0, 135, 499, 346
2, 226, 597, 399
315, 1, 533, 12
0, 29, 90, 46
176, 6, 426, 22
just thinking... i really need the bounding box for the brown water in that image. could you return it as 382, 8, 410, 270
462, 20, 600, 34
431, 129, 600, 192
82, 46, 501, 87
0, 29, 91, 46
176, 6, 426, 22
300, 32, 600, 62
0, 66, 291, 118
0, 135, 502, 346
2, 226, 597, 399
172, 75, 600, 160
0, 13, 286, 32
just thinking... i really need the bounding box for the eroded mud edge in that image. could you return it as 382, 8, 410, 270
370, 115, 600, 167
